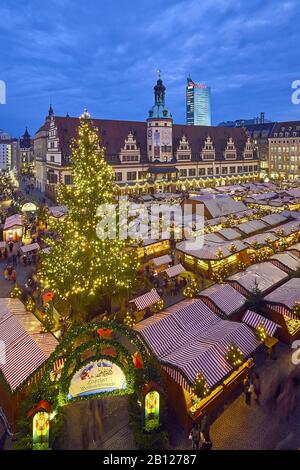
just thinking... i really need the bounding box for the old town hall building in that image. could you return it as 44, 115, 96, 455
34, 77, 259, 199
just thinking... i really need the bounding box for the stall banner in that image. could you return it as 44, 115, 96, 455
68, 359, 126, 399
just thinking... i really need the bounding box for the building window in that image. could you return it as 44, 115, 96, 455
230, 166, 236, 174
127, 172, 137, 181
179, 169, 187, 177
221, 167, 228, 175
115, 172, 122, 182
199, 168, 206, 176
48, 171, 57, 184
50, 155, 55, 162
207, 167, 213, 175
188, 168, 196, 177
64, 174, 73, 185
215, 167, 219, 175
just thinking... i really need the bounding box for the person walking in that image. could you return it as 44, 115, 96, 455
200, 413, 212, 450
253, 373, 261, 404
189, 423, 200, 450
243, 375, 253, 405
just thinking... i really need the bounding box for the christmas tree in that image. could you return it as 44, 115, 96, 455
225, 343, 245, 367
192, 373, 210, 400
40, 117, 139, 320
0, 172, 13, 200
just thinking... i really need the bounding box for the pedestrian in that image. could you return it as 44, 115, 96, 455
189, 423, 200, 450
200, 412, 212, 450
253, 373, 261, 404
11, 270, 16, 283
243, 375, 253, 405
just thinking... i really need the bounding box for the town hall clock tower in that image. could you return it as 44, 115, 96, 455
147, 72, 173, 163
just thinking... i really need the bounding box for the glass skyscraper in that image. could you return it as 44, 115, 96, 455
186, 77, 212, 126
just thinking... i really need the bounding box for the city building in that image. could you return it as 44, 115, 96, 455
0, 129, 18, 172
34, 105, 53, 191
33, 76, 259, 200
218, 115, 275, 178
218, 112, 272, 128
186, 77, 211, 126
19, 127, 34, 174
269, 121, 300, 180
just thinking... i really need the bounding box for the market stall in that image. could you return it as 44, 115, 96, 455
133, 298, 258, 430
129, 288, 163, 322
269, 252, 300, 274
199, 283, 247, 320
264, 278, 300, 343
0, 298, 58, 428
3, 214, 24, 242
227, 261, 288, 296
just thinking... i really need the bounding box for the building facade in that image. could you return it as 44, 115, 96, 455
19, 128, 34, 174
186, 77, 211, 126
269, 121, 300, 180
34, 106, 53, 191
0, 129, 18, 171
33, 77, 259, 200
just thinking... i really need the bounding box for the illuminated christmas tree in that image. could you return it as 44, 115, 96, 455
225, 343, 245, 367
0, 172, 13, 199
40, 117, 139, 320
192, 373, 210, 400
183, 278, 199, 298
256, 322, 268, 343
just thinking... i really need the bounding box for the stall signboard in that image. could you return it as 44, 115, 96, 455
145, 390, 160, 427
68, 359, 126, 399
32, 411, 50, 448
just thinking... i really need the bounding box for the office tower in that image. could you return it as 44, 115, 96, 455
186, 77, 211, 126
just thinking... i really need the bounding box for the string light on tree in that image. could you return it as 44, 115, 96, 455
225, 343, 245, 367
192, 373, 210, 400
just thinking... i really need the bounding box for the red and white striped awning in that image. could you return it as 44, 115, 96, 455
3, 214, 23, 230
164, 264, 185, 278
0, 298, 58, 392
242, 310, 280, 337
151, 255, 172, 267
130, 288, 161, 310
134, 299, 259, 390
199, 283, 247, 317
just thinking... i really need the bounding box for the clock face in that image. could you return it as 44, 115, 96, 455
147, 129, 152, 138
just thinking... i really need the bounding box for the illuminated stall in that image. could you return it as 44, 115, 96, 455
135, 239, 170, 261
264, 278, 300, 344
175, 239, 248, 279
199, 283, 247, 320
3, 214, 24, 242
134, 299, 258, 431
0, 299, 58, 428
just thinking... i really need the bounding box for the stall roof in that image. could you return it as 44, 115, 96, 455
243, 232, 278, 248
287, 243, 300, 256
218, 228, 242, 241
3, 214, 23, 231
261, 213, 288, 227
270, 252, 300, 272
242, 310, 280, 337
176, 239, 247, 261
204, 197, 247, 219
48, 205, 68, 218
227, 262, 288, 294
234, 219, 268, 235
151, 254, 172, 267
264, 278, 300, 310
134, 299, 259, 389
130, 288, 161, 310
270, 220, 300, 236
199, 283, 247, 317
164, 264, 185, 278
0, 298, 58, 392
20, 243, 40, 254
